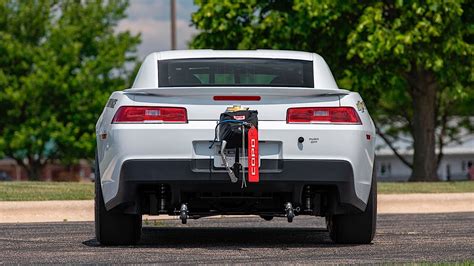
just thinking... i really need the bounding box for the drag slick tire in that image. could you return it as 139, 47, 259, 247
95, 155, 142, 246
326, 171, 377, 244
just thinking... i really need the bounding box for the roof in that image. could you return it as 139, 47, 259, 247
155, 49, 315, 61
130, 49, 338, 89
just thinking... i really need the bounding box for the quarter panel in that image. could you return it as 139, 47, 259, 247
339, 92, 376, 203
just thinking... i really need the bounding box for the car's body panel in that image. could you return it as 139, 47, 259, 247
96, 50, 375, 216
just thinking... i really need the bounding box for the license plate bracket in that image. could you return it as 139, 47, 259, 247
213, 147, 260, 169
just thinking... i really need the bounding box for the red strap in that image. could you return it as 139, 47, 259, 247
247, 126, 259, 183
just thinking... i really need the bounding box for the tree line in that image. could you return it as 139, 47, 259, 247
191, 0, 473, 181
0, 0, 472, 181
0, 0, 140, 180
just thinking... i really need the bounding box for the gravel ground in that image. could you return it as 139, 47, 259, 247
1, 212, 473, 264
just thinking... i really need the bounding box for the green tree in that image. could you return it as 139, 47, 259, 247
191, 0, 473, 181
0, 0, 140, 180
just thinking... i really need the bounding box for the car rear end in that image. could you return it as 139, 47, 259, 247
95, 50, 376, 245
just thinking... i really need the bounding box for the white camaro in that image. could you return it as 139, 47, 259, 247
95, 50, 376, 245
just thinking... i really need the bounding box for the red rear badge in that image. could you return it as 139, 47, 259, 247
247, 126, 259, 183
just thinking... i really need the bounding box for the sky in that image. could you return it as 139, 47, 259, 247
117, 0, 199, 59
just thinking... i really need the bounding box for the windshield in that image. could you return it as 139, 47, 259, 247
158, 58, 314, 87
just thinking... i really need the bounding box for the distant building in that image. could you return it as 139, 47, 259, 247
0, 158, 93, 182
375, 135, 474, 181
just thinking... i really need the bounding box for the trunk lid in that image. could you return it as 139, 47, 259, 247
124, 87, 347, 121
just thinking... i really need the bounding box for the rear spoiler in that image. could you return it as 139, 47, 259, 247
124, 87, 350, 97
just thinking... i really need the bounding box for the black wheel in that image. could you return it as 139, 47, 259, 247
95, 154, 142, 245
260, 215, 274, 221
326, 169, 377, 244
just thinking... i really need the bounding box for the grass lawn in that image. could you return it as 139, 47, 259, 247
378, 181, 474, 194
0, 181, 94, 201
0, 181, 473, 201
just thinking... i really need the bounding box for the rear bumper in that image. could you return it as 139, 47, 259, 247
104, 159, 367, 214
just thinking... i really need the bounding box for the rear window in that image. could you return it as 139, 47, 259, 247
158, 58, 314, 87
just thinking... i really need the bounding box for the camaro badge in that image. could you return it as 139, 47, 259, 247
356, 100, 366, 113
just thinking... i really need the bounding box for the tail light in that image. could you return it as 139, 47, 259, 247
112, 106, 187, 123
287, 107, 361, 124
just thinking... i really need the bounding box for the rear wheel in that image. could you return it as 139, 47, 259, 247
326, 170, 377, 244
95, 154, 142, 245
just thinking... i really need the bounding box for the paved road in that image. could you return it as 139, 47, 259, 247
1, 213, 473, 264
